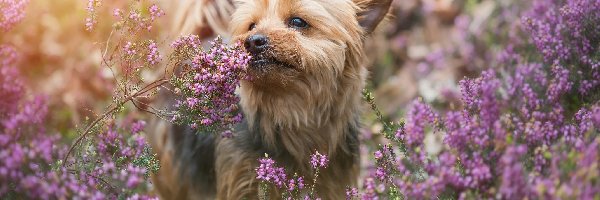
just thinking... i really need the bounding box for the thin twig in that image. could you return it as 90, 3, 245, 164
62, 79, 168, 166
132, 99, 159, 116
310, 168, 320, 198
67, 169, 120, 194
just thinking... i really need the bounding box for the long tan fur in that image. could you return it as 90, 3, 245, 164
170, 0, 234, 36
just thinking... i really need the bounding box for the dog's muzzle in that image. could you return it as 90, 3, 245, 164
244, 34, 269, 55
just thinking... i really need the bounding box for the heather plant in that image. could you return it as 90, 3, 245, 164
62, 0, 171, 166
2, 0, 245, 198
53, 1, 251, 197
351, 0, 600, 199
64, 0, 249, 163
356, 76, 599, 198
0, 96, 160, 199
169, 36, 250, 137
0, 88, 160, 198
1, 11, 159, 197
255, 151, 328, 200
0, 45, 23, 117
521, 0, 600, 100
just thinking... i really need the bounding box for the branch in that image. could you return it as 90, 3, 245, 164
62, 79, 169, 166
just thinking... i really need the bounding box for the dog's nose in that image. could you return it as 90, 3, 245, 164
244, 34, 269, 54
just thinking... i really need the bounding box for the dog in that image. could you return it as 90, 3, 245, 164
150, 0, 392, 199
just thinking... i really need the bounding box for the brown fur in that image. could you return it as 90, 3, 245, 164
170, 0, 234, 36
150, 0, 391, 199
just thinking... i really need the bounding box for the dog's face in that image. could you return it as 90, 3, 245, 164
231, 0, 391, 94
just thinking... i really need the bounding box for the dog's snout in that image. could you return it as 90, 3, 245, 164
244, 34, 269, 54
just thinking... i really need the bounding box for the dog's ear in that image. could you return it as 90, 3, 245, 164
354, 0, 393, 34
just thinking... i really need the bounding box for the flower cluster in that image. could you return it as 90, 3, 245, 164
255, 152, 331, 199
119, 39, 163, 77
522, 0, 600, 96
366, 79, 599, 199
345, 187, 359, 200
1, 108, 160, 199
110, 2, 164, 32
170, 37, 250, 137
85, 0, 101, 31
0, 55, 159, 198
110, 2, 166, 78
256, 156, 288, 188
0, 0, 28, 31
310, 151, 329, 169
0, 45, 23, 117
1, 1, 159, 197
395, 99, 439, 147
146, 40, 161, 65
0, 53, 160, 198
0, 65, 159, 198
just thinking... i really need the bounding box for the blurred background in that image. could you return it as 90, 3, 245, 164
4, 0, 524, 140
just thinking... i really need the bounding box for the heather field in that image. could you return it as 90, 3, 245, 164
1, 0, 599, 199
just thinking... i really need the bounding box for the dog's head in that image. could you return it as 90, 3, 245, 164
231, 0, 391, 94
231, 0, 391, 133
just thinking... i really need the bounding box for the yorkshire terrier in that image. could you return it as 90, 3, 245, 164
150, 0, 392, 199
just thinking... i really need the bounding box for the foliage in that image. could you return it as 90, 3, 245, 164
354, 0, 600, 199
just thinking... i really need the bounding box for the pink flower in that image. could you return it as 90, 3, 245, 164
146, 40, 161, 65
0, 0, 29, 31
310, 151, 329, 169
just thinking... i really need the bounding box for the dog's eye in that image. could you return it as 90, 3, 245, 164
249, 23, 256, 31
288, 17, 308, 29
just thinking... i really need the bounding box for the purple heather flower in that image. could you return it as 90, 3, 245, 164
0, 46, 24, 119
255, 156, 287, 188
499, 145, 530, 199
546, 65, 572, 102
374, 167, 387, 181
131, 120, 146, 134
297, 177, 305, 189
171, 37, 250, 134
113, 8, 121, 18
0, 0, 29, 32
373, 150, 383, 160
124, 41, 136, 55
171, 35, 202, 50
148, 4, 164, 21
220, 130, 233, 138
145, 4, 165, 31
310, 151, 329, 169
398, 99, 438, 147
361, 178, 378, 200
84, 0, 100, 31
345, 187, 359, 200
146, 40, 161, 65
287, 176, 304, 191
